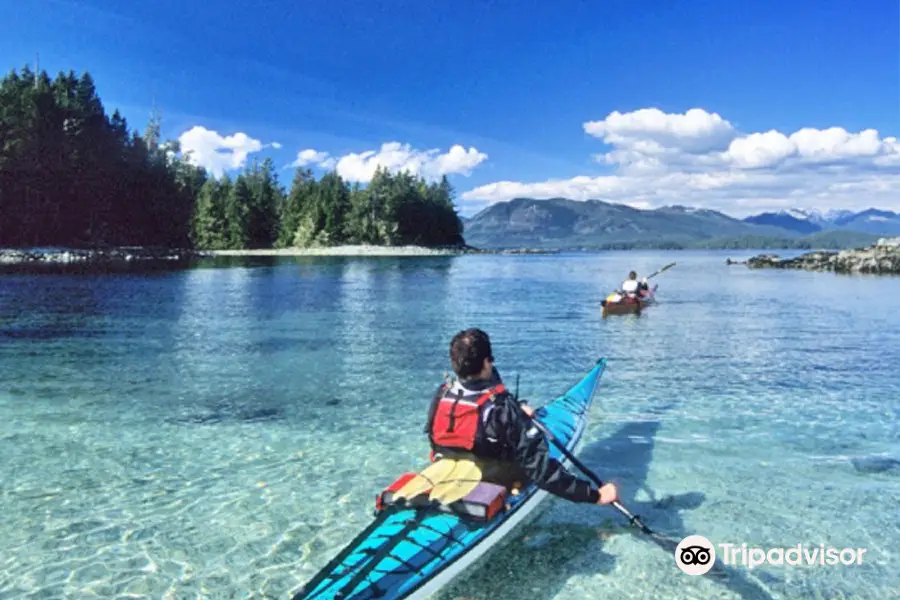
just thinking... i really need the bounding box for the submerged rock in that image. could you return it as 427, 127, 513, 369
170, 403, 284, 425
850, 456, 900, 474
745, 240, 900, 275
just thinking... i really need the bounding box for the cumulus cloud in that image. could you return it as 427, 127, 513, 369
462, 107, 900, 215
178, 126, 278, 177
291, 149, 335, 168
585, 107, 737, 154
725, 127, 890, 170
291, 142, 488, 182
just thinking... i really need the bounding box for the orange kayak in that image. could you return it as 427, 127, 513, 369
600, 284, 657, 317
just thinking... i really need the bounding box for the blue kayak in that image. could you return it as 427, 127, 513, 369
291, 358, 608, 600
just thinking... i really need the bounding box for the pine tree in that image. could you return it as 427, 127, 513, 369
226, 174, 252, 249
278, 168, 316, 247
317, 171, 350, 245
0, 66, 468, 251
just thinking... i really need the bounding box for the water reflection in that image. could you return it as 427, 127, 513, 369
0, 273, 189, 414
165, 259, 359, 427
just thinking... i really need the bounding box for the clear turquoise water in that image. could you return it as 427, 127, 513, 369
1, 251, 898, 600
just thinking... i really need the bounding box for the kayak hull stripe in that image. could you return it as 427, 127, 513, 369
292, 358, 607, 600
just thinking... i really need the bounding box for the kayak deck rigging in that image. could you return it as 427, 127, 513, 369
296, 511, 488, 598
291, 359, 607, 600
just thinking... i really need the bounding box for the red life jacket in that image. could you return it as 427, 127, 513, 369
428, 382, 506, 456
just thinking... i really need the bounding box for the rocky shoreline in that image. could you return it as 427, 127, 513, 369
0, 247, 198, 263
0, 244, 558, 271
728, 237, 900, 275
204, 244, 557, 257
0, 247, 199, 271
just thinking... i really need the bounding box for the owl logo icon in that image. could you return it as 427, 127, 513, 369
675, 535, 716, 575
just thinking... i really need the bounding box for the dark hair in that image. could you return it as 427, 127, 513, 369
629, 271, 637, 279
449, 328, 493, 380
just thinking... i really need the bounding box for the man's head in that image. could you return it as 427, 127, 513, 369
449, 328, 494, 381
628, 271, 637, 280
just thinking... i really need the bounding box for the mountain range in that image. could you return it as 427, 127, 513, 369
741, 208, 900, 236
460, 198, 899, 250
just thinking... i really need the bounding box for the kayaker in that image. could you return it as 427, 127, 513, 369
425, 328, 619, 505
621, 271, 650, 299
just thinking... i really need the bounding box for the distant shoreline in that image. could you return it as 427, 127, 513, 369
202, 245, 560, 256
0, 245, 847, 267
0, 245, 558, 268
204, 245, 477, 257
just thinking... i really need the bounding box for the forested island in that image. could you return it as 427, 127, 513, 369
3, 65, 878, 271
0, 66, 466, 262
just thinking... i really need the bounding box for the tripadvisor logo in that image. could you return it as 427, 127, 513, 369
675, 535, 868, 574
675, 535, 716, 575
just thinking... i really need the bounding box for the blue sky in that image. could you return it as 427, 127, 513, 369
1, 0, 898, 217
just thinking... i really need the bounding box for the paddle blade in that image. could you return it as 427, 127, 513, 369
393, 459, 459, 500
429, 459, 484, 505
648, 262, 676, 278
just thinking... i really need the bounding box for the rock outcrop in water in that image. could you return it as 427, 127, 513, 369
850, 455, 900, 474
739, 237, 900, 275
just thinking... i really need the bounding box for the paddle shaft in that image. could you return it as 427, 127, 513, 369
527, 416, 655, 535
645, 262, 676, 280
611, 262, 674, 295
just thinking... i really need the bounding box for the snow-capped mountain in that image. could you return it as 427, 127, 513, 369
819, 209, 857, 224
742, 208, 900, 236
831, 209, 900, 235
742, 211, 822, 234
788, 208, 856, 226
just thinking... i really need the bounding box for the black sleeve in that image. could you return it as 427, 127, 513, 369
489, 395, 600, 503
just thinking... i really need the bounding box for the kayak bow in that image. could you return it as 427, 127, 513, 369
290, 358, 608, 600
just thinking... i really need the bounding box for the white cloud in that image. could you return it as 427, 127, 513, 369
462, 107, 900, 216
291, 142, 488, 182
726, 130, 796, 169
584, 107, 737, 154
178, 126, 278, 177
291, 149, 334, 168
724, 127, 891, 170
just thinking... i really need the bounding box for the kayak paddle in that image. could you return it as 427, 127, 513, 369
510, 376, 656, 535
529, 413, 779, 598
646, 262, 676, 280
393, 458, 463, 500
510, 373, 679, 547
526, 416, 672, 541
512, 378, 776, 598
428, 459, 484, 504
604, 263, 673, 301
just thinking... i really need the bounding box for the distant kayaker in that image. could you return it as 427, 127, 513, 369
621, 271, 650, 299
425, 328, 619, 505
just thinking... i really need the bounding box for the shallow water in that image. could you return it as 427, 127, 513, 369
1, 251, 898, 599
